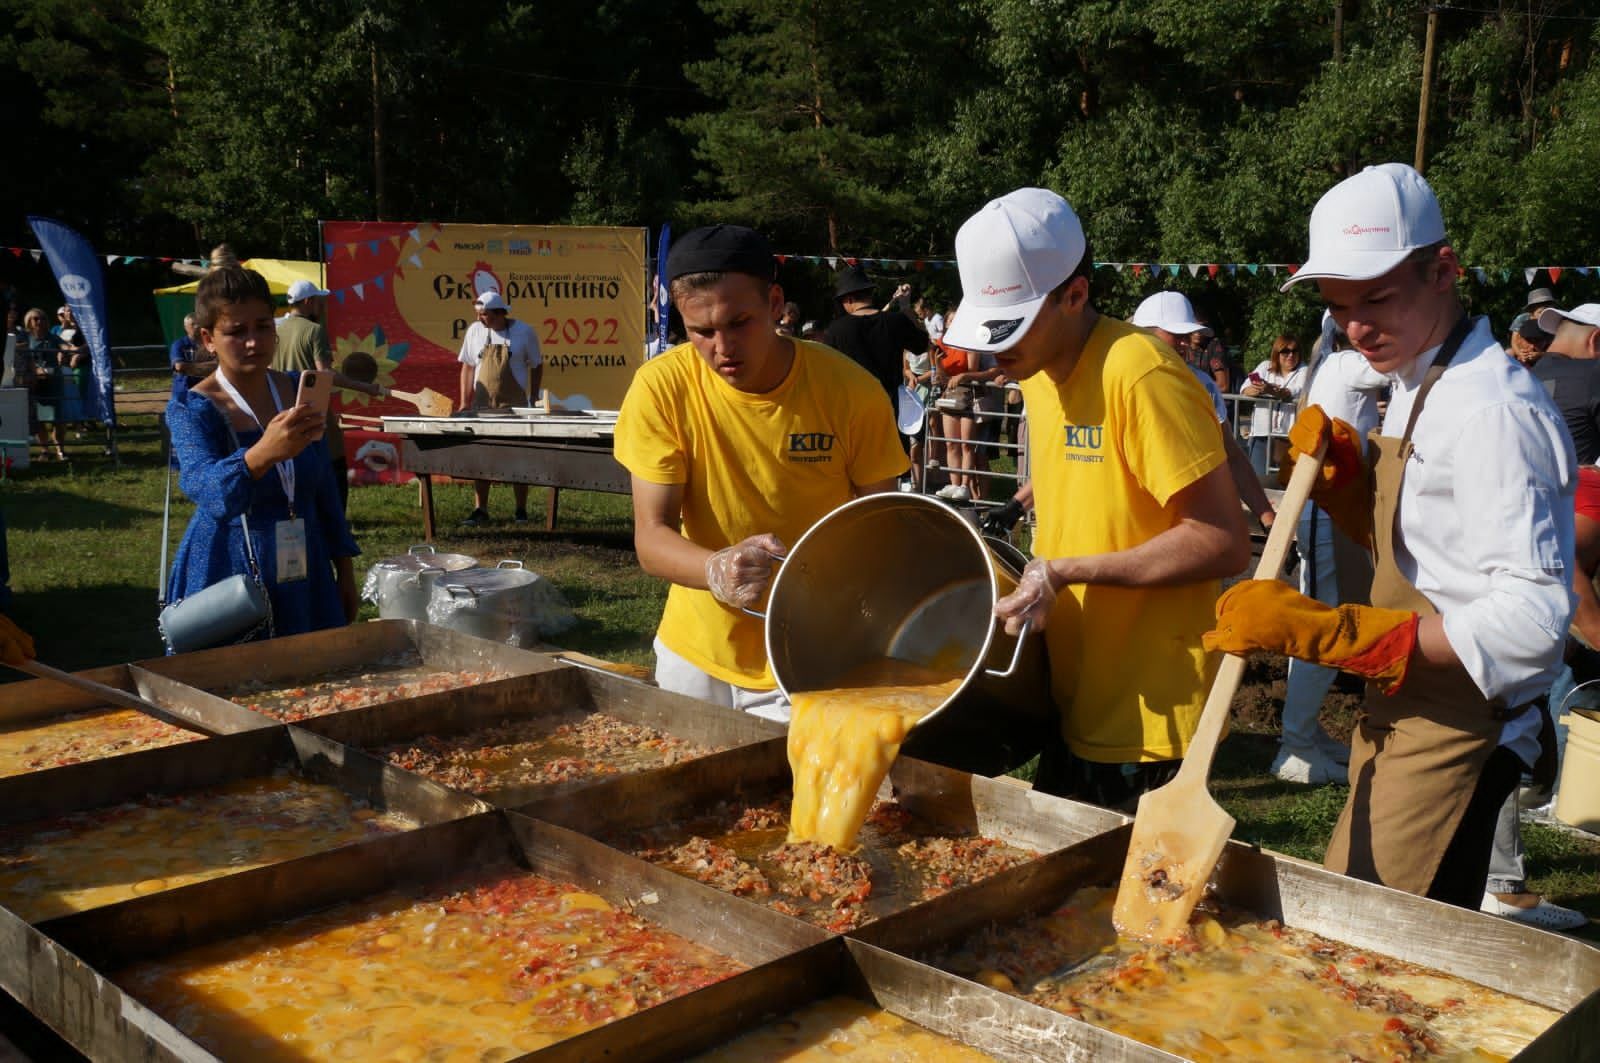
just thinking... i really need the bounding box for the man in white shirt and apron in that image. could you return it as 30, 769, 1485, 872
457, 290, 542, 526
1206, 163, 1574, 909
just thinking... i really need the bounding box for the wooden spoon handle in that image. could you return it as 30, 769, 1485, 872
11, 660, 201, 733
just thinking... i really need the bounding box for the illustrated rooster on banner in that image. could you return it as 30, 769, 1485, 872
471, 261, 503, 302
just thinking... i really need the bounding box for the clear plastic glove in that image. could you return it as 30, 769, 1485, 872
0, 614, 36, 667
993, 557, 1057, 636
705, 533, 787, 609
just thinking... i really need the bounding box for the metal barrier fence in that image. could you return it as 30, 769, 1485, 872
916, 380, 1027, 508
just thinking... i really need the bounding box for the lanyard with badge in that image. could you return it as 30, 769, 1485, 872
215, 369, 309, 584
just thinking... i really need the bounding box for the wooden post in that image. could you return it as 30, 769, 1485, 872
1414, 8, 1439, 174
371, 45, 386, 221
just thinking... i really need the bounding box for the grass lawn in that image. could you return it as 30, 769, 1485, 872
4, 403, 1597, 943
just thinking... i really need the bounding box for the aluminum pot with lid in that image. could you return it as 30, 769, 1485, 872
426, 560, 541, 647
362, 545, 478, 621
761, 493, 1051, 776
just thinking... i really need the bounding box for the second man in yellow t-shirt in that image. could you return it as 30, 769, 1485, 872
614, 225, 909, 721
945, 189, 1251, 809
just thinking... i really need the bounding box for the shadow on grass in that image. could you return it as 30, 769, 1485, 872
6, 582, 164, 676
4, 486, 151, 532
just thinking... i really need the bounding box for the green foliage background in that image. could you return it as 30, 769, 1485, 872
7, 0, 1600, 356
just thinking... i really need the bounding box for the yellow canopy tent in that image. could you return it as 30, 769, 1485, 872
152, 259, 325, 343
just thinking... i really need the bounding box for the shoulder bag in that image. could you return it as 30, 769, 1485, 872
156, 416, 273, 653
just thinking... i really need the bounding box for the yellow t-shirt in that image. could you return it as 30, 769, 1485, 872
615, 339, 910, 689
1021, 317, 1227, 762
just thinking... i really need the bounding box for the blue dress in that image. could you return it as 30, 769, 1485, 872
165, 374, 358, 644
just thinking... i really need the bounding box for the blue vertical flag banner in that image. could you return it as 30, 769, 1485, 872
655, 222, 671, 352
26, 216, 114, 426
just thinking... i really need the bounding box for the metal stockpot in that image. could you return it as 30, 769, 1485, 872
363, 545, 478, 621
426, 561, 541, 647
762, 493, 1052, 776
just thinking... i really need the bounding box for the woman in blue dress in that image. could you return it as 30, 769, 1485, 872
165, 266, 358, 642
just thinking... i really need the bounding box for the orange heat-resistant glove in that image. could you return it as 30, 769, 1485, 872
0, 614, 36, 668
1203, 580, 1419, 695
1281, 405, 1373, 550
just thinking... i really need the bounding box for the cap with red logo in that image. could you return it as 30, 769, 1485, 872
944, 187, 1086, 354
1281, 162, 1446, 293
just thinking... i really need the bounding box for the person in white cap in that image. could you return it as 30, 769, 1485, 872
1205, 162, 1574, 911
457, 289, 542, 525
1129, 291, 1276, 535
965, 189, 1251, 809
274, 278, 346, 506
1532, 303, 1600, 463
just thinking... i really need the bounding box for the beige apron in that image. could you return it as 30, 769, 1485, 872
1323, 317, 1530, 897
473, 329, 528, 410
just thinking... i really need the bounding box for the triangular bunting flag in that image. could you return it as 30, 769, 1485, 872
1245, 264, 1259, 275
1207, 264, 1220, 279
1166, 264, 1180, 278
1579, 267, 1593, 278
426, 240, 439, 252
1549, 267, 1563, 284
105, 255, 117, 266
1286, 264, 1299, 275
367, 241, 380, 255
29, 250, 40, 262
334, 290, 346, 304
388, 235, 403, 250
1132, 264, 1145, 278
324, 243, 337, 258
1187, 264, 1202, 278
344, 243, 358, 258
393, 265, 404, 280
409, 227, 421, 243
914, 260, 925, 272
1225, 264, 1237, 276
374, 276, 386, 291
775, 255, 788, 264
1525, 268, 1538, 285
409, 254, 423, 269
845, 257, 858, 267
123, 256, 137, 265
7, 247, 20, 258
354, 283, 365, 300
825, 257, 838, 269
1472, 268, 1487, 284
1266, 265, 1280, 276
1500, 269, 1511, 283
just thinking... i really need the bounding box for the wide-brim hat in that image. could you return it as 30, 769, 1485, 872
834, 265, 875, 299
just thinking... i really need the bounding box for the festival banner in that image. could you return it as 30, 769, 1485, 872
26, 216, 114, 427
323, 221, 646, 484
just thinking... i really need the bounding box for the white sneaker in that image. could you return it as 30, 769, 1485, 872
1480, 892, 1589, 932
1271, 745, 1347, 786
935, 484, 972, 502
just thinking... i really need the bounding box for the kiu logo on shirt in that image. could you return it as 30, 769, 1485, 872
787, 431, 837, 464
1063, 423, 1104, 464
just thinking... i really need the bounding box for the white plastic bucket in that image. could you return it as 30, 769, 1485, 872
1555, 708, 1600, 833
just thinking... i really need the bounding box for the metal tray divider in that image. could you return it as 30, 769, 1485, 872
127, 664, 279, 735
0, 664, 148, 728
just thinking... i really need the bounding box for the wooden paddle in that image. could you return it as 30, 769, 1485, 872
388, 387, 455, 418
10, 659, 206, 735
339, 350, 455, 418
1112, 439, 1328, 943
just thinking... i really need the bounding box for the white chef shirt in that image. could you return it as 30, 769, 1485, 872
1305, 348, 1387, 438
1382, 317, 1575, 764
457, 318, 542, 393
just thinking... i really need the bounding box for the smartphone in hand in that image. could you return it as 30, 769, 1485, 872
295, 370, 333, 440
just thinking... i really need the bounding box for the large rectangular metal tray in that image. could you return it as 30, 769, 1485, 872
0, 725, 486, 924
132, 619, 564, 726
852, 824, 1600, 1061
522, 738, 1128, 929
0, 663, 273, 779
295, 663, 783, 807
0, 811, 828, 1062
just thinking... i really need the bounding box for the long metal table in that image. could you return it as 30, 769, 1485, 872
383, 411, 630, 537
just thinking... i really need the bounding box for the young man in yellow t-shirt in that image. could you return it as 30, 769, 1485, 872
945, 189, 1251, 808
614, 225, 909, 721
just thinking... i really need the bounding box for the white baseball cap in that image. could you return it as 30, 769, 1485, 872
1280, 163, 1446, 293
1539, 303, 1600, 333
944, 188, 1086, 353
1130, 291, 1208, 336
476, 290, 509, 312
286, 279, 331, 303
